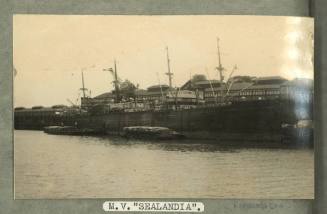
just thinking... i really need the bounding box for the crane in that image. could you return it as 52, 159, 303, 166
66, 99, 78, 107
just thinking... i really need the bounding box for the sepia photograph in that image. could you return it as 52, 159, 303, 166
13, 15, 314, 199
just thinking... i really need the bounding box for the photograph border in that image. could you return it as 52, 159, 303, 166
0, 0, 324, 213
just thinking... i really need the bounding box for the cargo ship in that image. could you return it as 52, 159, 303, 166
14, 40, 313, 145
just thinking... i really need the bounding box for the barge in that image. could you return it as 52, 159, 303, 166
43, 126, 102, 136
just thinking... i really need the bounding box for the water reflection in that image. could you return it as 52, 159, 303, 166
77, 134, 304, 153
83, 135, 240, 153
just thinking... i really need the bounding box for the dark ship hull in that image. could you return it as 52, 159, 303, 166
15, 99, 313, 145
80, 100, 283, 140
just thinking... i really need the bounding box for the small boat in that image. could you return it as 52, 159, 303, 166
121, 126, 185, 140
44, 126, 102, 135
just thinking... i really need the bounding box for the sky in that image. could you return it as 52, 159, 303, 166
13, 15, 313, 107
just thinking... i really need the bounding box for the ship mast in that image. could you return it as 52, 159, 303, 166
156, 72, 164, 100
165, 46, 173, 89
113, 59, 120, 102
103, 59, 120, 103
216, 37, 224, 83
80, 70, 88, 99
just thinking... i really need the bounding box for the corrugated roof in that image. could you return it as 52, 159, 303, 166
204, 82, 252, 91
229, 82, 253, 90
94, 92, 114, 99
195, 80, 222, 85
248, 84, 281, 90
255, 76, 287, 81
147, 84, 169, 90
205, 82, 281, 91
135, 89, 149, 96
135, 90, 165, 96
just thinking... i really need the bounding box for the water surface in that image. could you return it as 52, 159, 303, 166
14, 130, 314, 199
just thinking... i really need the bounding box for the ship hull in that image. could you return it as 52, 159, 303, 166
14, 100, 313, 145
76, 100, 310, 143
